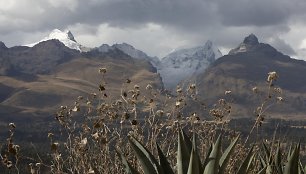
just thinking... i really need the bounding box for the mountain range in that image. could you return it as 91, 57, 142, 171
1, 28, 306, 126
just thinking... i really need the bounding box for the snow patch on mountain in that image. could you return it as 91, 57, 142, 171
159, 41, 222, 89
25, 29, 84, 51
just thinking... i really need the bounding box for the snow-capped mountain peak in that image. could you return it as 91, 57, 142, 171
159, 41, 222, 89
25, 29, 83, 51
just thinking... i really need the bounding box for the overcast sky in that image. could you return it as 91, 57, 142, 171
1, 0, 306, 59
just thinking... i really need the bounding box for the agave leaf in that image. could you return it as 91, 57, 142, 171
116, 149, 140, 174
262, 142, 272, 164
203, 144, 213, 168
192, 132, 204, 173
203, 135, 222, 174
236, 145, 254, 174
177, 129, 191, 174
275, 142, 283, 174
182, 130, 193, 152
284, 144, 300, 174
156, 143, 174, 174
187, 146, 200, 174
128, 136, 161, 174
218, 135, 239, 174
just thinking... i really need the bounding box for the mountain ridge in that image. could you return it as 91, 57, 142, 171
196, 34, 306, 118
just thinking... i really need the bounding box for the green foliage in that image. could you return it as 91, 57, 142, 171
258, 141, 305, 174
121, 129, 244, 174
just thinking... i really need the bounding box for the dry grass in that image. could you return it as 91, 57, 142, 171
0, 70, 295, 174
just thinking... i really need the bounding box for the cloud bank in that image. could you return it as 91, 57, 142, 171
1, 0, 306, 58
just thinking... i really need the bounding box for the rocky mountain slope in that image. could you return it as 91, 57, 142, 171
196, 34, 306, 118
96, 43, 161, 68
0, 36, 163, 125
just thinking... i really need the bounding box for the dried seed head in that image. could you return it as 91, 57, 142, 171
131, 119, 138, 125
156, 110, 164, 116
175, 101, 181, 107
99, 84, 106, 91
126, 78, 131, 83
48, 132, 54, 138
134, 85, 140, 89
92, 132, 99, 140
91, 93, 97, 98
72, 105, 80, 112
189, 83, 196, 89
9, 123, 16, 129
277, 97, 284, 102
80, 138, 88, 146
176, 87, 182, 93
146, 84, 153, 90
274, 87, 282, 93
149, 98, 154, 103
225, 90, 232, 95
267, 71, 278, 82
6, 161, 12, 168
252, 87, 258, 93
99, 68, 107, 73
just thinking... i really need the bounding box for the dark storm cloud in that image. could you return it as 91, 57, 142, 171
1, 0, 306, 57
2, 0, 306, 34
66, 0, 219, 31
217, 0, 291, 26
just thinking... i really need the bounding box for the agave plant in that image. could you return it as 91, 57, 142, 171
258, 141, 305, 174
117, 128, 260, 174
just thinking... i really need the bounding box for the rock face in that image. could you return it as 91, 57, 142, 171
1, 40, 79, 75
196, 34, 306, 118
229, 34, 260, 55
0, 41, 7, 50
158, 41, 222, 89
97, 42, 161, 70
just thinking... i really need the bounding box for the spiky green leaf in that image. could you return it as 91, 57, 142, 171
128, 136, 161, 174
116, 149, 140, 174
218, 135, 239, 174
156, 143, 174, 174
203, 144, 213, 168
284, 144, 300, 174
203, 135, 222, 174
236, 146, 254, 174
275, 142, 283, 174
187, 147, 201, 174
177, 129, 191, 174
192, 132, 203, 173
